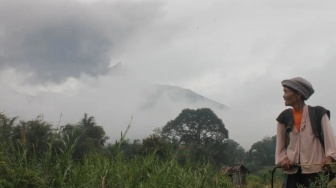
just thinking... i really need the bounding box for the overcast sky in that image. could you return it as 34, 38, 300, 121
1, 0, 336, 150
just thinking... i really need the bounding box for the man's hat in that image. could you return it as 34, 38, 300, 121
281, 77, 314, 100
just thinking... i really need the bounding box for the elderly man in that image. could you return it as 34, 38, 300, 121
275, 77, 336, 187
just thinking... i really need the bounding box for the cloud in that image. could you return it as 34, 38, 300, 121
0, 0, 162, 83
2, 0, 336, 150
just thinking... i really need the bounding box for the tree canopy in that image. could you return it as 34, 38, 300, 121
60, 113, 109, 161
161, 108, 228, 145
247, 136, 276, 166
160, 108, 231, 165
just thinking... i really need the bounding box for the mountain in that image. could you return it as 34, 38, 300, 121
104, 63, 228, 141
0, 63, 228, 143
156, 84, 226, 109
142, 84, 226, 110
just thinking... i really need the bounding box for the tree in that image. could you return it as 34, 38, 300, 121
140, 134, 176, 159
247, 136, 276, 166
12, 115, 53, 156
161, 108, 229, 164
161, 108, 228, 145
217, 139, 246, 165
60, 113, 109, 161
0, 113, 17, 144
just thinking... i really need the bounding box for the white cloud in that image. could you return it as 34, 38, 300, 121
2, 0, 336, 150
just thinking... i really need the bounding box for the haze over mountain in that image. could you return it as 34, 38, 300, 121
2, 0, 336, 151
1, 63, 230, 146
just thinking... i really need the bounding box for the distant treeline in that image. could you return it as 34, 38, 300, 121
0, 108, 278, 187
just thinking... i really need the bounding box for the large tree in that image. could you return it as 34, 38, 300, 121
209, 139, 246, 166
139, 134, 178, 159
161, 108, 228, 145
12, 115, 53, 156
60, 113, 108, 161
247, 135, 276, 166
0, 113, 17, 144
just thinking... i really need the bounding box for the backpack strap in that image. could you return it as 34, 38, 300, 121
308, 105, 330, 151
276, 108, 294, 148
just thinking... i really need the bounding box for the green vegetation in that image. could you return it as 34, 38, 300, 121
0, 108, 334, 187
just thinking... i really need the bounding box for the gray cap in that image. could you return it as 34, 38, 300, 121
281, 77, 314, 100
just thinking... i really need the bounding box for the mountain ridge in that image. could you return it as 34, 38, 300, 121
1, 63, 229, 144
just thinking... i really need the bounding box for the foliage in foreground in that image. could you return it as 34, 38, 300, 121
0, 144, 234, 187
2, 111, 335, 188
0, 112, 233, 187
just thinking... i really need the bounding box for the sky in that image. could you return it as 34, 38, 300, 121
1, 0, 336, 150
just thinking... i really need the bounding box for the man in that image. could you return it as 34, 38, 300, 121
275, 77, 336, 187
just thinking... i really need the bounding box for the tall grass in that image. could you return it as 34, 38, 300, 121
1, 117, 333, 188
0, 125, 233, 188
0, 147, 233, 187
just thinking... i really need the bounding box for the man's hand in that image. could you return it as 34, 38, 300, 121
281, 157, 291, 170
322, 156, 335, 172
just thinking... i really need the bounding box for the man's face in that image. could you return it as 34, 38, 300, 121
283, 86, 301, 107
